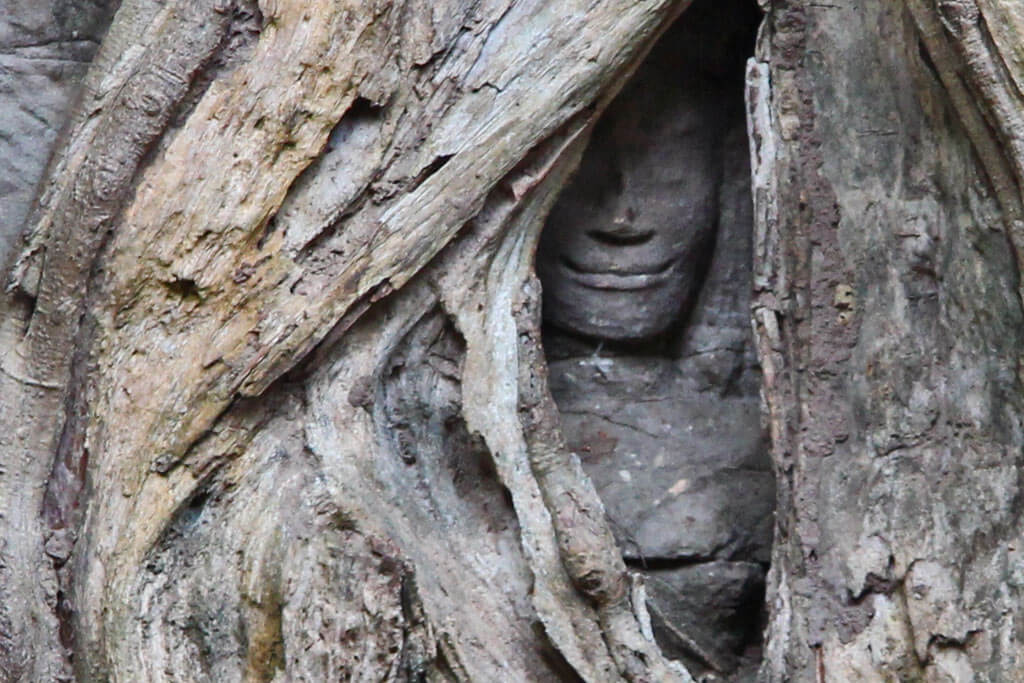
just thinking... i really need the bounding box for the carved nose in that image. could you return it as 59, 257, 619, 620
613, 206, 637, 225
587, 206, 652, 246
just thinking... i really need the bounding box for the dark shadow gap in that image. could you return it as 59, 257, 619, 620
535, 1, 768, 680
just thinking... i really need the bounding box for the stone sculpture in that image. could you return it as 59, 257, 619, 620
538, 7, 772, 679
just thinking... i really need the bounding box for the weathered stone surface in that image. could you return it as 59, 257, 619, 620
540, 5, 769, 678
536, 38, 724, 342
0, 0, 116, 266
646, 561, 767, 673
549, 353, 772, 678
549, 357, 771, 565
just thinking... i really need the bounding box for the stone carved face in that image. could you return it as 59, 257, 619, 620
538, 81, 723, 342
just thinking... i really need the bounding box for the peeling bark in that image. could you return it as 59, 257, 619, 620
1, 0, 698, 680
751, 0, 1024, 679
7, 0, 1024, 680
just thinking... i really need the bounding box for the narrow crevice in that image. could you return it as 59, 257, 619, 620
624, 555, 727, 571
536, 0, 766, 678
408, 154, 454, 190
284, 96, 386, 258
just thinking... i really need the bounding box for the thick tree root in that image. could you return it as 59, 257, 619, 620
514, 284, 695, 683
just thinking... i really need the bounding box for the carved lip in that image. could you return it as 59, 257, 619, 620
559, 256, 676, 291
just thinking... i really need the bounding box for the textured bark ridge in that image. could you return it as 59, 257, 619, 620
751, 0, 1024, 679
8, 0, 1024, 679
0, 0, 706, 680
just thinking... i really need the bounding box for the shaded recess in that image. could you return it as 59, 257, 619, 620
0, 0, 119, 266
536, 0, 768, 679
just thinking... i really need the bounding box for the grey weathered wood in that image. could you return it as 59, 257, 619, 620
750, 0, 1024, 679
7, 0, 1024, 680
1, 0, 697, 680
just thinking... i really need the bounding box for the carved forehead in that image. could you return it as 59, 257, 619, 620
577, 83, 723, 189
599, 92, 722, 144
597, 49, 730, 145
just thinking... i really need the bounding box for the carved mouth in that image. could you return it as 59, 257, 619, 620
586, 229, 655, 247
559, 256, 677, 291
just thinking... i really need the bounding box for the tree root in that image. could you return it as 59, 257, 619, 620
514, 283, 695, 683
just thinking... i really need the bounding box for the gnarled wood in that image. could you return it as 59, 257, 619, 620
8, 0, 1024, 680
1, 0, 699, 680
751, 0, 1024, 679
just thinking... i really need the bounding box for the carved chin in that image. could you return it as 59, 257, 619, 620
541, 275, 688, 342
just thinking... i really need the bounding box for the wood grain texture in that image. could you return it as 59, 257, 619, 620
751, 0, 1024, 679
1, 0, 700, 680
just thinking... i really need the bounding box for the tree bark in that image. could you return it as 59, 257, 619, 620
1, 0, 696, 680
751, 0, 1024, 679
5, 0, 1024, 681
